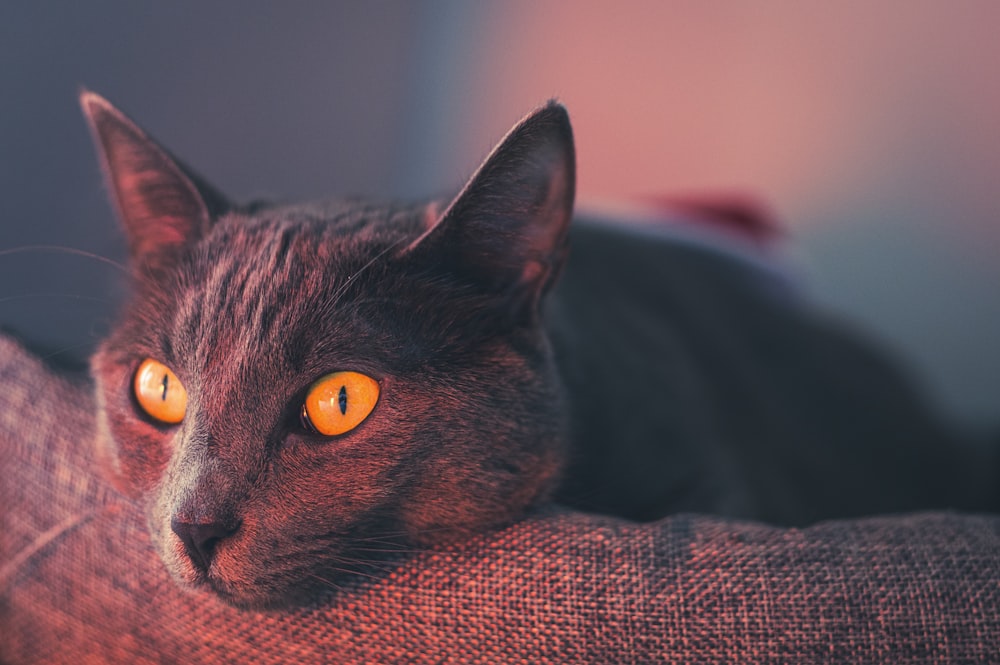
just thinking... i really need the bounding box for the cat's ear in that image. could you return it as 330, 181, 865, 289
80, 90, 229, 268
406, 101, 575, 319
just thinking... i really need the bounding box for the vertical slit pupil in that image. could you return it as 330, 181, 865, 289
161, 374, 169, 401
338, 385, 348, 415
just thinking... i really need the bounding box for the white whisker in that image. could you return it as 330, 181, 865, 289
326, 237, 408, 311
0, 244, 128, 273
0, 293, 117, 306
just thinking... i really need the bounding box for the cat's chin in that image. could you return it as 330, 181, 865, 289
150, 512, 410, 610
162, 543, 396, 611
165, 564, 319, 611
201, 579, 306, 612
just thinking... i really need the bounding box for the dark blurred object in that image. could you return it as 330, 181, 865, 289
549, 210, 998, 525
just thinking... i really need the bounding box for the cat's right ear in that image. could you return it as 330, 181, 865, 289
402, 101, 575, 323
80, 90, 229, 269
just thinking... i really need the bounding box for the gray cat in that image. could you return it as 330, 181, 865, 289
82, 92, 995, 609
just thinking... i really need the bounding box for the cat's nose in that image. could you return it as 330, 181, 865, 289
171, 517, 240, 573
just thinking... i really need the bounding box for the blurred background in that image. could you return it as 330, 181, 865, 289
1, 1, 998, 427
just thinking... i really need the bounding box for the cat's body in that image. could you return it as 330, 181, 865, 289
550, 216, 995, 524
81, 92, 996, 609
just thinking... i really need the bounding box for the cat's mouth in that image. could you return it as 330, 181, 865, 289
171, 549, 297, 610
162, 525, 404, 610
180, 556, 387, 610
197, 574, 279, 610
157, 525, 267, 607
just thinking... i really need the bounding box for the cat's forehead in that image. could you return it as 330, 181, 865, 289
186, 199, 430, 280
236, 198, 430, 242
158, 199, 432, 378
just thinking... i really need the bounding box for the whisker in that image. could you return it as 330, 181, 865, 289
318, 563, 389, 583
349, 526, 431, 540
0, 503, 123, 588
347, 546, 430, 555
306, 572, 344, 592
347, 537, 411, 549
344, 553, 407, 567
343, 297, 413, 310
39, 340, 104, 361
326, 236, 408, 311
346, 528, 464, 554
349, 531, 407, 541
336, 563, 401, 577
360, 524, 456, 541
0, 245, 128, 274
0, 293, 118, 306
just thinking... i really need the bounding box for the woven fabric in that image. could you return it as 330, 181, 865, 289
2, 333, 999, 664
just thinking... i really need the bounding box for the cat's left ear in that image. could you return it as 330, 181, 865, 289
406, 101, 575, 320
80, 90, 229, 270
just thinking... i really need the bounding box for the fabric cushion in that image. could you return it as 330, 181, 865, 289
2, 333, 998, 663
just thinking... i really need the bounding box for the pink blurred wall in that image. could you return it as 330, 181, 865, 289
0, 2, 996, 424
433, 1, 1000, 424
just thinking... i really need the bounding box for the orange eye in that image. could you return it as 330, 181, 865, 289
134, 358, 187, 424
301, 371, 380, 437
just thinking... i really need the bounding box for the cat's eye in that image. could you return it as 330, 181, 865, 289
134, 358, 187, 424
300, 371, 380, 437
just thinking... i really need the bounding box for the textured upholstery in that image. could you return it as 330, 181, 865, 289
2, 333, 999, 663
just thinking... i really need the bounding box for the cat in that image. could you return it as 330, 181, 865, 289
82, 91, 997, 609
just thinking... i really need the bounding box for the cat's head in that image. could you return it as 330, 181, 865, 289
83, 91, 575, 608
